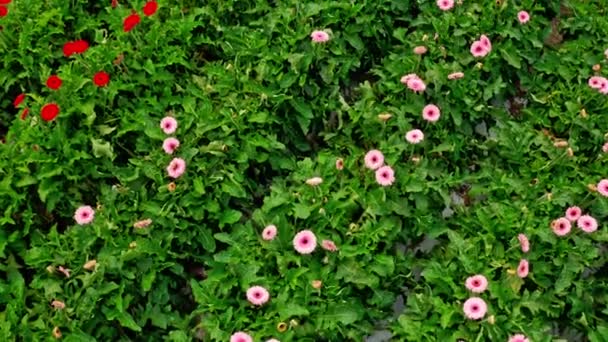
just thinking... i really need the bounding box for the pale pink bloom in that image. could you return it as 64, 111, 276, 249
448, 72, 464, 80
509, 334, 529, 342
578, 215, 598, 233
293, 230, 317, 254
463, 297, 487, 320
407, 77, 426, 92
480, 35, 492, 51
364, 150, 385, 170
465, 275, 488, 293
517, 11, 530, 24
160, 116, 177, 134
552, 217, 571, 236
74, 205, 95, 225
565, 206, 582, 221
600, 80, 608, 94
51, 300, 65, 310
517, 234, 530, 253
335, 158, 344, 170
133, 218, 152, 229
262, 225, 277, 241
162, 137, 180, 154
603, 142, 608, 153
400, 73, 418, 84
597, 179, 608, 197
231, 332, 253, 342
589, 76, 605, 89
246, 286, 270, 306
311, 30, 330, 43
517, 259, 529, 278
470, 41, 488, 57
167, 158, 186, 178
422, 104, 441, 122
436, 0, 454, 11
321, 239, 338, 252
413, 46, 427, 55
405, 129, 424, 144
57, 266, 71, 278
375, 165, 395, 186
306, 177, 323, 186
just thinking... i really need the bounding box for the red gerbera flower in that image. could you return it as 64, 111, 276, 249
143, 1, 158, 16
93, 71, 110, 87
123, 13, 141, 32
14, 93, 25, 107
0, 0, 11, 4
41, 103, 60, 122
63, 39, 89, 57
46, 75, 62, 90
20, 108, 29, 120
111, 0, 118, 8
0, 6, 8, 17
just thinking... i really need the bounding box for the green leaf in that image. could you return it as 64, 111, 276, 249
278, 303, 310, 320
500, 49, 521, 69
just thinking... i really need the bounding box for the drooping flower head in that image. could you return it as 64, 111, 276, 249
517, 234, 530, 253
448, 72, 464, 80
306, 177, 323, 186
479, 35, 492, 51
133, 219, 153, 229
463, 297, 487, 320
321, 239, 338, 252
63, 40, 89, 57
14, 93, 25, 107
597, 179, 608, 197
46, 75, 62, 90
405, 129, 424, 144
93, 71, 110, 87
413, 46, 427, 55
41, 103, 60, 122
293, 230, 317, 254
509, 334, 529, 342
230, 332, 253, 342
422, 104, 441, 122
160, 116, 178, 134
167, 158, 186, 178
246, 286, 270, 306
465, 275, 488, 293
74, 205, 95, 225
310, 30, 330, 43
143, 1, 158, 16
375, 165, 395, 186
436, 0, 454, 11
517, 11, 530, 24
517, 259, 529, 278
123, 13, 141, 32
262, 225, 277, 241
577, 215, 598, 233
565, 206, 582, 221
364, 150, 384, 170
162, 137, 180, 154
551, 217, 571, 236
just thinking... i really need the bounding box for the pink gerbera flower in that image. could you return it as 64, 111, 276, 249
160, 116, 177, 134
311, 30, 330, 43
517, 11, 530, 24
517, 233, 530, 253
597, 179, 608, 197
517, 259, 529, 278
436, 0, 454, 11
231, 332, 253, 342
603, 142, 608, 153
589, 76, 605, 89
479, 35, 492, 51
422, 104, 441, 122
335, 158, 344, 170
463, 297, 487, 320
448, 72, 464, 80
321, 239, 338, 252
413, 46, 427, 55
364, 150, 385, 170
577, 215, 598, 233
162, 137, 180, 154
400, 73, 418, 84
167, 158, 186, 178
74, 205, 95, 225
600, 80, 608, 94
552, 217, 571, 236
262, 225, 277, 240
509, 334, 529, 342
465, 275, 488, 293
405, 129, 424, 144
407, 77, 426, 92
375, 165, 395, 186
246, 286, 270, 306
293, 230, 317, 254
470, 41, 487, 57
565, 206, 582, 221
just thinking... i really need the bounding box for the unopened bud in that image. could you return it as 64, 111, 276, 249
553, 140, 568, 148
83, 259, 97, 271
311, 280, 322, 289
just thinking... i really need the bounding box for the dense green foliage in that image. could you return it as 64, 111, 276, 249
1, 0, 608, 341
